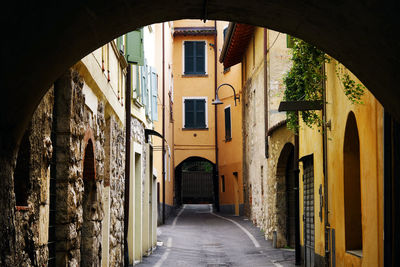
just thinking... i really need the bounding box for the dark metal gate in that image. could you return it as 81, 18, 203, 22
181, 171, 214, 203
303, 156, 315, 267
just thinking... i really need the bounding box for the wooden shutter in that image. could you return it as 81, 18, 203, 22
185, 99, 206, 128
195, 42, 205, 74
195, 99, 206, 128
140, 65, 147, 106
184, 41, 194, 74
126, 28, 144, 65
184, 99, 194, 128
151, 67, 158, 121
224, 107, 231, 140
184, 41, 205, 74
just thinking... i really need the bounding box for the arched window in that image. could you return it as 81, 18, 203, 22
343, 112, 362, 254
81, 139, 97, 265
14, 130, 31, 207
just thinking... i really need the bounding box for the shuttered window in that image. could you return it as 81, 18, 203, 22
184, 41, 206, 74
224, 106, 232, 141
126, 28, 144, 65
184, 99, 206, 128
150, 67, 158, 121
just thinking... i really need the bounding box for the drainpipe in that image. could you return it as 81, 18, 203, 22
322, 63, 330, 266
214, 20, 220, 212
162, 23, 166, 224
294, 131, 301, 265
124, 64, 131, 265
263, 29, 269, 158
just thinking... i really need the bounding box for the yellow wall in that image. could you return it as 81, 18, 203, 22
299, 59, 384, 266
216, 21, 244, 212
153, 22, 175, 207
172, 20, 216, 167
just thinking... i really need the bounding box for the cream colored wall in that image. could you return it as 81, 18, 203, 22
267, 31, 292, 127
299, 59, 384, 266
216, 21, 244, 210
77, 29, 159, 265
172, 22, 216, 167
242, 27, 268, 225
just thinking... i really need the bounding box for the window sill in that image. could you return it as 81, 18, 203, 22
132, 98, 143, 108
182, 128, 208, 131
224, 138, 232, 142
346, 250, 363, 258
182, 74, 208, 78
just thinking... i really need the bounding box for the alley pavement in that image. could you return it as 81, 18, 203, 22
137, 204, 295, 267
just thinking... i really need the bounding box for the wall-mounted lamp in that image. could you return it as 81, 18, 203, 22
212, 83, 240, 106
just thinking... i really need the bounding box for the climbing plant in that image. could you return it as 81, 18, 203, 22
283, 37, 364, 132
283, 37, 328, 132
335, 63, 365, 104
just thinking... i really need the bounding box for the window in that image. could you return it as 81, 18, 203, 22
224, 106, 232, 141
184, 41, 206, 74
184, 98, 207, 129
343, 112, 363, 255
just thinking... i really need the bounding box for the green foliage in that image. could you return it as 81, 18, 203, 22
283, 38, 328, 132
335, 64, 365, 104
283, 37, 365, 133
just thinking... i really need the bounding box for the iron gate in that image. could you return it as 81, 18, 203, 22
181, 171, 214, 203
303, 156, 315, 267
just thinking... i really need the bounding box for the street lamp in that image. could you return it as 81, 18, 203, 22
212, 83, 240, 106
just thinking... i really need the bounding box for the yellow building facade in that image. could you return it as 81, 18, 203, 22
298, 59, 384, 266
216, 22, 244, 215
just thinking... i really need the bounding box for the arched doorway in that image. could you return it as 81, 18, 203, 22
343, 112, 362, 254
175, 157, 216, 206
81, 139, 100, 266
275, 143, 298, 249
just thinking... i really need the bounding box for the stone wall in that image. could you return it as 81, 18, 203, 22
8, 68, 128, 267
266, 125, 294, 245
106, 116, 125, 266
52, 69, 107, 266
242, 62, 268, 228
14, 88, 54, 266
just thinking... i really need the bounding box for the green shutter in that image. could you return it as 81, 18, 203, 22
224, 107, 231, 140
117, 36, 124, 55
126, 28, 144, 65
184, 99, 206, 128
184, 41, 205, 74
151, 67, 158, 121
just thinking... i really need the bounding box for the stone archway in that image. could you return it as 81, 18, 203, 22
275, 142, 296, 248
2, 1, 400, 264
175, 157, 216, 207
81, 139, 101, 266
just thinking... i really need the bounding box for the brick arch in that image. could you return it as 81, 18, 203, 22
81, 137, 101, 266
82, 128, 96, 180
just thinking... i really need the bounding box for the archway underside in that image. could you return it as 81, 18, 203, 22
2, 0, 400, 156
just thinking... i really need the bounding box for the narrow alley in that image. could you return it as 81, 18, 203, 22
138, 205, 295, 267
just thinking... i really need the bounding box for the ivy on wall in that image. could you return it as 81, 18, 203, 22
283, 37, 364, 133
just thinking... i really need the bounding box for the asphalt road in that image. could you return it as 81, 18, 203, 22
137, 204, 295, 267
